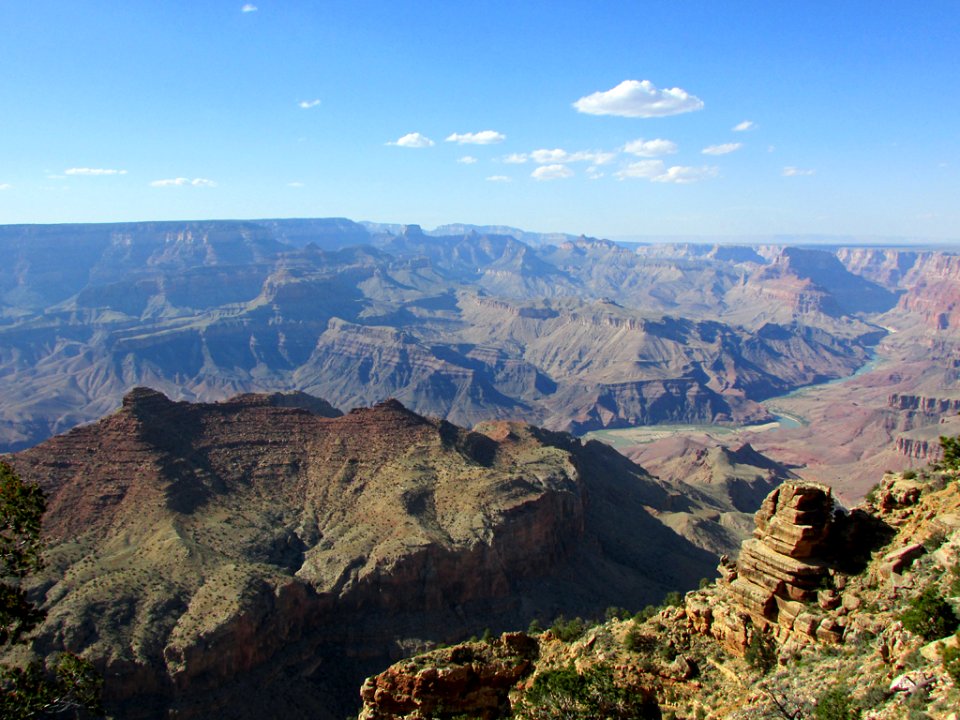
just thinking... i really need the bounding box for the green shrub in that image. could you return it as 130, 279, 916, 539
942, 639, 960, 684
662, 591, 683, 607
512, 664, 658, 719
902, 469, 917, 480
550, 615, 586, 642
815, 684, 860, 720
527, 618, 543, 635
939, 434, 960, 472
899, 587, 960, 641
605, 606, 630, 621
634, 605, 658, 622
624, 624, 657, 654
744, 630, 777, 674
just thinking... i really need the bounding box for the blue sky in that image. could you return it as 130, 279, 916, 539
1, 1, 958, 240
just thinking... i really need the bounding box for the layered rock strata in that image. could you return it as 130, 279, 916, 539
688, 482, 846, 651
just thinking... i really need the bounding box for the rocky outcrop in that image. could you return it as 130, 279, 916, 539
358, 633, 539, 720
685, 481, 897, 654
7, 389, 718, 719
888, 393, 960, 415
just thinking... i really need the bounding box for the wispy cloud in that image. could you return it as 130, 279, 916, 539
732, 120, 756, 132
298, 99, 321, 109
502, 153, 529, 164
615, 160, 665, 180
782, 166, 815, 177
486, 175, 512, 182
531, 164, 574, 181
64, 167, 127, 176
457, 156, 478, 164
586, 167, 604, 180
287, 181, 305, 187
241, 4, 258, 12
446, 130, 505, 145
615, 160, 717, 183
623, 138, 677, 157
0, 183, 11, 190
573, 79, 703, 118
652, 165, 718, 184
150, 177, 217, 187
388, 132, 435, 148
529, 148, 616, 165
702, 142, 742, 156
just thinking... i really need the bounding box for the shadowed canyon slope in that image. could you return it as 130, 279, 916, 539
8, 389, 723, 719
0, 219, 908, 452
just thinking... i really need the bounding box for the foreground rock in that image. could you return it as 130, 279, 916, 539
359, 471, 960, 719
6, 388, 718, 719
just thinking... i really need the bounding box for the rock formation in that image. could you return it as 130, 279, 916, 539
358, 467, 960, 719
6, 388, 719, 719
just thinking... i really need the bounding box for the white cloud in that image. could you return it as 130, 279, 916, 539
298, 99, 321, 109
241, 4, 258, 12
150, 177, 217, 187
0, 183, 11, 190
732, 120, 756, 132
652, 165, 718, 184
530, 148, 568, 164
615, 160, 665, 180
389, 132, 435, 148
782, 166, 815, 177
615, 161, 717, 183
287, 181, 305, 187
457, 156, 478, 164
531, 164, 574, 181
702, 142, 742, 155
64, 167, 127, 176
529, 148, 616, 165
445, 130, 505, 145
586, 167, 604, 180
623, 138, 677, 157
573, 79, 704, 118
502, 153, 528, 164
486, 175, 512, 182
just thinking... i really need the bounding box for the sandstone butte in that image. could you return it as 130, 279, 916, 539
6, 387, 722, 720
359, 473, 960, 719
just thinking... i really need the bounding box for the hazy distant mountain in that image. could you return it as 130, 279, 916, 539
0, 218, 922, 452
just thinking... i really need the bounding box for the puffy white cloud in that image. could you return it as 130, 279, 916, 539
64, 167, 127, 176
298, 99, 321, 109
702, 142, 742, 155
486, 175, 512, 182
445, 130, 505, 145
615, 160, 665, 180
652, 165, 718, 183
502, 153, 528, 164
457, 156, 478, 164
241, 4, 258, 12
782, 166, 815, 176
573, 79, 704, 118
733, 120, 755, 132
586, 167, 604, 180
531, 164, 574, 181
150, 177, 217, 187
389, 132, 435, 148
0, 183, 11, 190
623, 138, 677, 157
529, 148, 616, 165
615, 161, 717, 183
